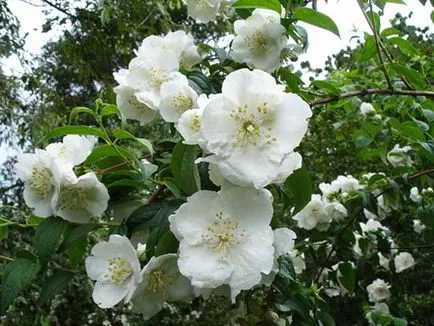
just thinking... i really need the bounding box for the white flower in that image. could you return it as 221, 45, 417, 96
413, 219, 426, 234
353, 233, 364, 257
360, 219, 387, 234
326, 202, 347, 222
364, 208, 378, 220
387, 144, 412, 167
14, 149, 56, 217
114, 69, 158, 125
207, 151, 302, 188
159, 78, 198, 122
231, 13, 287, 72
131, 254, 194, 320
164, 31, 202, 69
252, 8, 281, 23
360, 102, 376, 115
270, 152, 302, 184
366, 303, 390, 325
261, 228, 297, 286
176, 107, 206, 146
169, 186, 275, 301
332, 175, 361, 194
366, 279, 391, 303
394, 252, 415, 273
52, 171, 109, 223
319, 182, 340, 201
85, 235, 142, 308
377, 252, 390, 270
409, 187, 422, 203
293, 194, 330, 230
137, 31, 202, 69
45, 135, 97, 167
185, 0, 222, 23
273, 228, 297, 257
288, 250, 305, 274
127, 48, 184, 110
377, 195, 391, 220
136, 243, 147, 259
200, 69, 311, 188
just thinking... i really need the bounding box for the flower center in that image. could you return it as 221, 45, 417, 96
29, 167, 53, 199
127, 94, 152, 113
146, 269, 176, 294
190, 113, 201, 132
171, 94, 193, 113
230, 103, 276, 147
103, 256, 133, 285
147, 68, 169, 88
245, 31, 267, 55
57, 186, 88, 210
202, 212, 246, 258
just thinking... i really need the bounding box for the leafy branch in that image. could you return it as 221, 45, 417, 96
308, 88, 434, 107
314, 168, 434, 283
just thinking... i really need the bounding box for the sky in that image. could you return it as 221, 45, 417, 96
0, 0, 433, 167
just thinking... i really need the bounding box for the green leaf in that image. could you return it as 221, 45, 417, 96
388, 63, 426, 89
35, 216, 70, 266
113, 128, 153, 154
278, 68, 304, 93
161, 179, 182, 198
58, 223, 99, 252
107, 179, 147, 190
311, 80, 340, 96
366, 11, 381, 34
416, 205, 434, 228
337, 262, 356, 293
84, 144, 133, 166
284, 166, 312, 214
187, 70, 213, 95
393, 317, 408, 326
45, 125, 108, 141
231, 0, 281, 14
154, 231, 179, 256
126, 200, 183, 234
66, 237, 88, 266
38, 271, 75, 306
387, 37, 419, 56
69, 107, 96, 122
1, 258, 41, 313
0, 224, 8, 241
292, 8, 340, 38
356, 35, 377, 62
318, 311, 336, 326
171, 142, 201, 195
100, 104, 121, 118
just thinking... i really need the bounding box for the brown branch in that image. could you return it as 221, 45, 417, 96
314, 168, 434, 283
40, 0, 77, 19
149, 184, 165, 203
308, 88, 434, 107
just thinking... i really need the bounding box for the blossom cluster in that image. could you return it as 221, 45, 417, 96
81, 5, 314, 318
15, 135, 109, 223
292, 175, 360, 230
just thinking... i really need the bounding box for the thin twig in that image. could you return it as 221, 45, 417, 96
0, 254, 13, 261
359, 0, 393, 89
308, 88, 434, 107
149, 184, 165, 203
39, 0, 77, 19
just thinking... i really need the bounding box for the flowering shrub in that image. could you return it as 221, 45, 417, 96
1, 0, 434, 325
